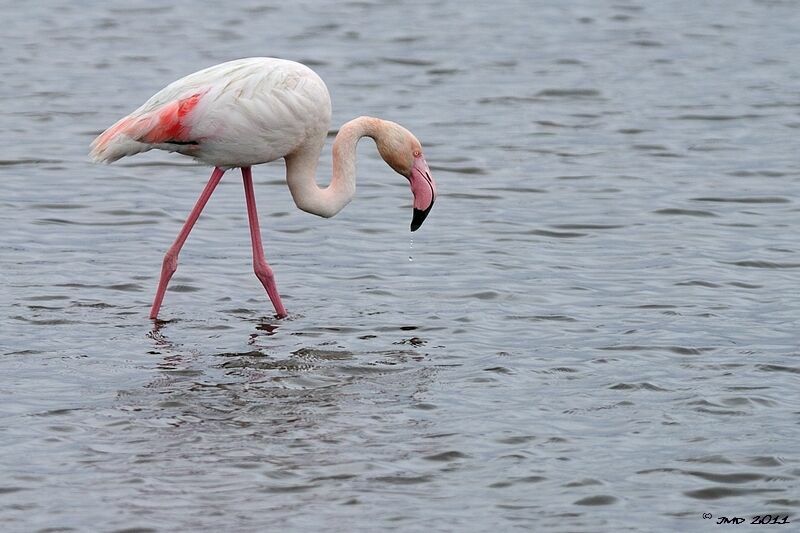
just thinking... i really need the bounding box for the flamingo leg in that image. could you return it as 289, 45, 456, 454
149, 166, 225, 319
242, 166, 288, 318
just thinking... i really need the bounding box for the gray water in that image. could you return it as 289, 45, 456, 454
2, 1, 799, 531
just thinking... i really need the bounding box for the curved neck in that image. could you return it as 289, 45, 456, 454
285, 116, 380, 218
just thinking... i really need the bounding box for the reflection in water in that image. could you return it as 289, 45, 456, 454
142, 318, 435, 439
129, 321, 441, 523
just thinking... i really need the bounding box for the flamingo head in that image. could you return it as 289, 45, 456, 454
375, 121, 437, 232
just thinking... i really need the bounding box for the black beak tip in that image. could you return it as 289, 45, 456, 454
410, 203, 433, 232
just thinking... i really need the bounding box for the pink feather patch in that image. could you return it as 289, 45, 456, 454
141, 92, 204, 144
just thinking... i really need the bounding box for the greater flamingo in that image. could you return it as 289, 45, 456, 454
90, 57, 437, 320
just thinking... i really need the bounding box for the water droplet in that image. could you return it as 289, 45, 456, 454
409, 237, 414, 262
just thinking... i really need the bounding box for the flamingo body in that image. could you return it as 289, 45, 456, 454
91, 58, 331, 168
91, 57, 436, 319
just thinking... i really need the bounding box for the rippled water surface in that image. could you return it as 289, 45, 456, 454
2, 1, 800, 531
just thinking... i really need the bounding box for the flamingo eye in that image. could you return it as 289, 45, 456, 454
413, 150, 421, 157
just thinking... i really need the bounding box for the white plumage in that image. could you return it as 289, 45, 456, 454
91, 58, 331, 168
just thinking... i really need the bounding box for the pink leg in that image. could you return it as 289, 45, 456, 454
149, 167, 225, 319
242, 166, 287, 318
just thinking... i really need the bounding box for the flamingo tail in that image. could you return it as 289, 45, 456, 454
89, 114, 156, 163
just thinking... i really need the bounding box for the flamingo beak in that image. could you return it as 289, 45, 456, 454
409, 154, 436, 231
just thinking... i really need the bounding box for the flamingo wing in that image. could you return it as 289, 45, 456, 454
90, 91, 206, 162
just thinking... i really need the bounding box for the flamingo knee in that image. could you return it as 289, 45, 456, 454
162, 250, 179, 276
253, 261, 274, 284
